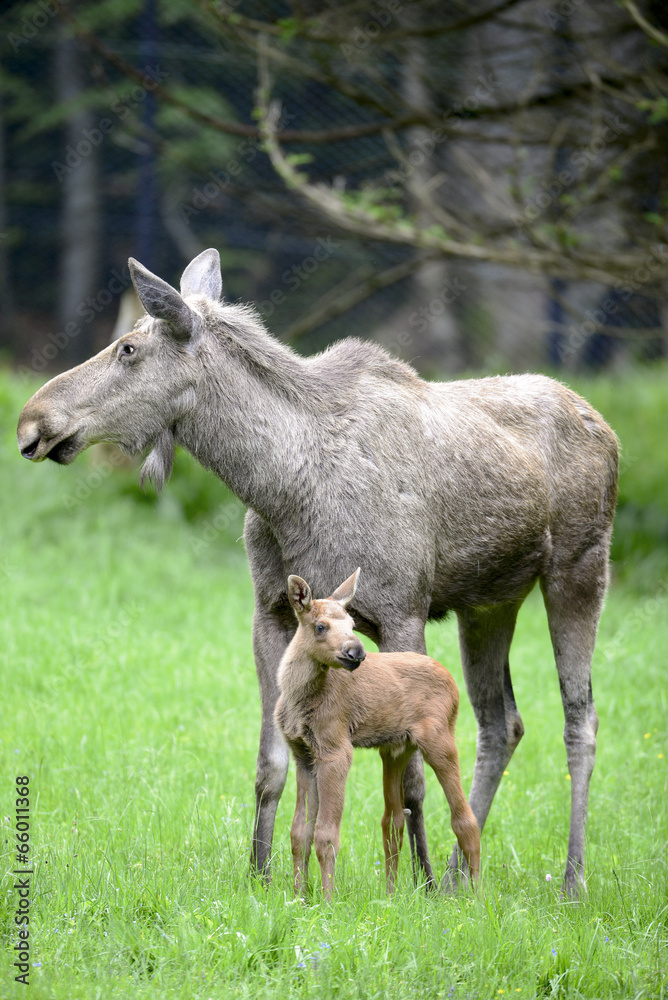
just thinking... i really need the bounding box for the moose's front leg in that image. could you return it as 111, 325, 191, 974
251, 605, 291, 881
313, 748, 352, 901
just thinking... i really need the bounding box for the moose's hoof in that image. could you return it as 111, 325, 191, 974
560, 870, 587, 902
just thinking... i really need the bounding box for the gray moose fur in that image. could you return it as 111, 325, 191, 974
17, 248, 619, 896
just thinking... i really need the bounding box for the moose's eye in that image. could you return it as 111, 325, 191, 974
118, 343, 136, 359
315, 622, 328, 635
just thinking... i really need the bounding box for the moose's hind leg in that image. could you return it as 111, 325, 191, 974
541, 540, 608, 898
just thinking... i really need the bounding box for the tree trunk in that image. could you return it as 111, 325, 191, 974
0, 93, 14, 350
402, 20, 465, 373
55, 33, 100, 363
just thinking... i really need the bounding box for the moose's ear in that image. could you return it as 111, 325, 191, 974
328, 568, 360, 607
128, 258, 193, 341
180, 248, 222, 301
287, 575, 312, 614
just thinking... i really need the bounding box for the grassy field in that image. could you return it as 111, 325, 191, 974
1, 368, 667, 999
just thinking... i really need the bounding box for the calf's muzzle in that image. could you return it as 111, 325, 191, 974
337, 640, 366, 671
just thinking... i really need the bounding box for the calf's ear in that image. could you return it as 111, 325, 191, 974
128, 258, 193, 341
180, 248, 222, 301
329, 568, 360, 607
287, 576, 312, 614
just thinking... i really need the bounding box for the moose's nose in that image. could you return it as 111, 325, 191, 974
17, 421, 42, 460
339, 641, 366, 671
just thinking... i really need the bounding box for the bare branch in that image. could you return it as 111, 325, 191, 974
382, 129, 476, 242
561, 134, 657, 223
211, 0, 526, 45
285, 255, 431, 340
620, 0, 668, 48
60, 9, 412, 144
256, 51, 668, 287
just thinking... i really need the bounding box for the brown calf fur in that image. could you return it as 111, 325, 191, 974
275, 569, 480, 900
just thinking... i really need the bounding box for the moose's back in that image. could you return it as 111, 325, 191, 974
304, 360, 618, 615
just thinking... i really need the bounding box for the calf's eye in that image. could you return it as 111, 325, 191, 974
121, 344, 135, 356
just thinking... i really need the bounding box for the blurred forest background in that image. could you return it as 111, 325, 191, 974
2, 0, 668, 376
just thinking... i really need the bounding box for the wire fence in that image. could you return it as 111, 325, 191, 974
1, 0, 666, 377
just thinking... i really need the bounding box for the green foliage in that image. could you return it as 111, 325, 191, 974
642, 212, 665, 227
73, 0, 145, 32
533, 222, 582, 250
638, 96, 668, 125
285, 152, 314, 168
14, 88, 109, 141
422, 223, 451, 242
153, 92, 243, 182
276, 17, 304, 43
339, 186, 408, 225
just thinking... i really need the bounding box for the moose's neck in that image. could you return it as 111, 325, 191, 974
175, 304, 322, 523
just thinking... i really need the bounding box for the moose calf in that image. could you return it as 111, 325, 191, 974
274, 569, 480, 900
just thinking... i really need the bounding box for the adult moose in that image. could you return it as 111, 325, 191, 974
17, 249, 618, 897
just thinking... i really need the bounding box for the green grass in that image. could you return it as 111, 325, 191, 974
1, 369, 667, 999
567, 366, 668, 583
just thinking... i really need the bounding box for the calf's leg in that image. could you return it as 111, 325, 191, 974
379, 747, 413, 893
290, 761, 319, 897
417, 724, 480, 882
379, 617, 435, 888
313, 749, 353, 901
